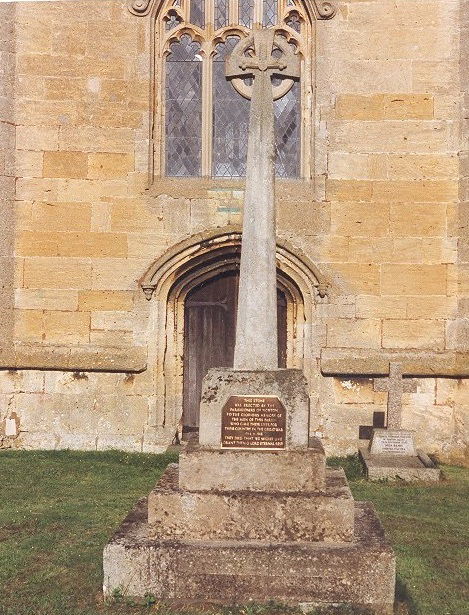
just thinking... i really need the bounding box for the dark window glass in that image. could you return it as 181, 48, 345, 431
263, 0, 277, 26
165, 35, 202, 176
166, 11, 182, 30
274, 80, 300, 177
212, 36, 250, 177
286, 12, 301, 32
190, 0, 205, 27
214, 0, 229, 29
238, 0, 253, 27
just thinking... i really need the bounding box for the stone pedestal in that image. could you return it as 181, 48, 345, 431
103, 368, 395, 613
360, 428, 441, 482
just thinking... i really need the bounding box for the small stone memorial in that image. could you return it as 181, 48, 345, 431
370, 429, 416, 456
360, 364, 441, 482
103, 26, 396, 613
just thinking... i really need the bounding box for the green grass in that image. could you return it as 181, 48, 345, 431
0, 450, 468, 615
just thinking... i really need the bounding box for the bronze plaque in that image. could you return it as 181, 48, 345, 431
221, 395, 286, 449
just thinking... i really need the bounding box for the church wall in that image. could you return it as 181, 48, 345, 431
1, 0, 468, 463
321, 376, 469, 465
0, 3, 16, 354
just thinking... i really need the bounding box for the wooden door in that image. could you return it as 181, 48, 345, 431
182, 271, 287, 439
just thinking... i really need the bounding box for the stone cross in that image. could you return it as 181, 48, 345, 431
374, 362, 416, 429
226, 28, 299, 370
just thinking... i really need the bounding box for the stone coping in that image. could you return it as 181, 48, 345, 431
0, 344, 147, 373
321, 349, 469, 377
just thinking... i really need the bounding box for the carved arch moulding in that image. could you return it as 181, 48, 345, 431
128, 0, 337, 20
138, 227, 330, 430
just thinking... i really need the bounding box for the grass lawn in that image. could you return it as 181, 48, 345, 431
0, 450, 467, 615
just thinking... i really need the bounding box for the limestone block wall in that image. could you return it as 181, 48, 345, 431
0, 3, 15, 352
0, 0, 467, 463
322, 377, 469, 465
311, 0, 461, 352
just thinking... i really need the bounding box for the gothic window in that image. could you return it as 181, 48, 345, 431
154, 0, 313, 179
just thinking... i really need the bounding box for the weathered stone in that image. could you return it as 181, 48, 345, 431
198, 369, 309, 450
148, 464, 353, 543
225, 30, 299, 370
320, 349, 469, 378
0, 344, 146, 372
0, 0, 467, 466
103, 497, 395, 614
369, 429, 416, 457
373, 364, 417, 429
179, 440, 325, 492
360, 447, 441, 483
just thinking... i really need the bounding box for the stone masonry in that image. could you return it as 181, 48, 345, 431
0, 0, 467, 464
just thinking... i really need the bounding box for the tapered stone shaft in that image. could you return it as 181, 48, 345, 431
234, 67, 278, 369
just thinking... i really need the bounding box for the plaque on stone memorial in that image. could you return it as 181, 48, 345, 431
369, 428, 416, 456
221, 395, 286, 449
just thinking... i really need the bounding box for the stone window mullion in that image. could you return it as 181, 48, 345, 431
201, 45, 213, 177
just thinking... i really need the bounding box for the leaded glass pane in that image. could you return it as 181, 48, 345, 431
239, 0, 253, 27
166, 11, 182, 30
212, 37, 250, 178
286, 12, 301, 32
190, 0, 205, 27
274, 80, 300, 177
263, 0, 277, 26
165, 35, 202, 176
214, 0, 229, 29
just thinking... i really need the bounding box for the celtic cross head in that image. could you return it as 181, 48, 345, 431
225, 28, 300, 101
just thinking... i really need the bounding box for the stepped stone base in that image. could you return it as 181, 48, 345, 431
148, 464, 354, 542
103, 497, 395, 614
360, 448, 441, 482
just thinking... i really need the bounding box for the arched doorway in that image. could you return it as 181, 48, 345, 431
140, 227, 329, 442
182, 270, 287, 439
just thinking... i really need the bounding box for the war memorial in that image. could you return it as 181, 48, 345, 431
0, 0, 468, 610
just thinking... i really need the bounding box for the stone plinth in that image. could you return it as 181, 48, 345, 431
179, 438, 325, 492
360, 447, 441, 482
103, 498, 395, 615
199, 368, 309, 449
103, 367, 396, 612
148, 464, 353, 542
360, 428, 441, 482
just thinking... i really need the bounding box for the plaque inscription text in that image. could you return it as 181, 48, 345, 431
370, 429, 416, 456
221, 395, 286, 449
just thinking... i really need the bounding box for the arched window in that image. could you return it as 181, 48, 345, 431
152, 0, 314, 179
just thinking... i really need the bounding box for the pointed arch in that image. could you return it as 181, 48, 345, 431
140, 227, 330, 435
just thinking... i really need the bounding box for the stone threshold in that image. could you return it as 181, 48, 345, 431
0, 344, 147, 373
321, 348, 469, 377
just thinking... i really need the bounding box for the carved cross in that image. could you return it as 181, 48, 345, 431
225, 29, 299, 370
374, 363, 416, 429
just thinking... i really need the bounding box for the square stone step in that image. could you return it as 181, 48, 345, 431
147, 464, 353, 542
103, 499, 395, 615
179, 437, 325, 492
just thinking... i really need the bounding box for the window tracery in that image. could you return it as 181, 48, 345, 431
150, 0, 318, 179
